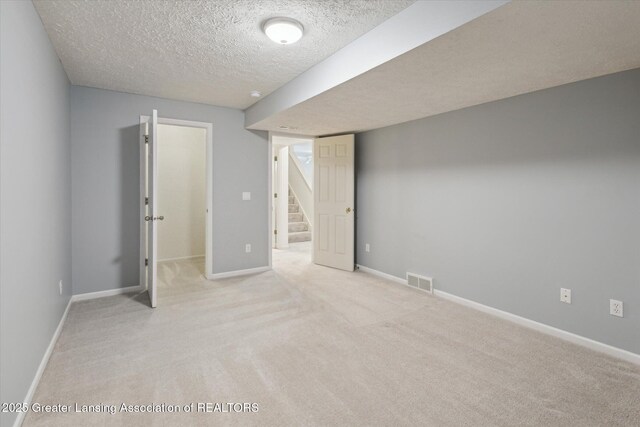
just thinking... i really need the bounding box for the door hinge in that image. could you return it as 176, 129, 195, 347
145, 258, 148, 266
274, 193, 278, 198
274, 156, 278, 162
274, 229, 277, 235
144, 135, 149, 144
145, 197, 149, 205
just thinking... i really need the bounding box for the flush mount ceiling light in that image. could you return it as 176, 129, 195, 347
263, 17, 304, 45
250, 90, 261, 98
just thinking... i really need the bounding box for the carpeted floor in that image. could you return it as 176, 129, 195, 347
24, 242, 640, 426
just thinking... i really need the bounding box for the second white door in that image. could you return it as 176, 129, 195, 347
313, 134, 355, 271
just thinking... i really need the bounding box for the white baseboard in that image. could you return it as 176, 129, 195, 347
357, 264, 406, 285
158, 254, 205, 262
207, 266, 270, 280
13, 297, 72, 427
356, 264, 640, 365
71, 285, 143, 302
433, 289, 640, 365
357, 264, 433, 296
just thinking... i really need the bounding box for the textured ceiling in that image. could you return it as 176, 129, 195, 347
251, 0, 640, 135
33, 0, 413, 109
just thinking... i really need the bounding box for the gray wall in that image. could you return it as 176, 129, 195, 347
70, 86, 269, 294
0, 2, 72, 426
356, 69, 640, 354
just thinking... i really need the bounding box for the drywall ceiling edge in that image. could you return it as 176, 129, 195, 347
244, 0, 509, 129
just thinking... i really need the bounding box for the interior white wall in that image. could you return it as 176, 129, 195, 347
157, 124, 206, 261
289, 148, 314, 228
0, 2, 72, 426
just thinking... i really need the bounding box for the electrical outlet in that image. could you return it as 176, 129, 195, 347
58, 280, 63, 295
245, 244, 251, 253
242, 192, 251, 201
610, 299, 623, 317
560, 288, 571, 304
365, 243, 370, 253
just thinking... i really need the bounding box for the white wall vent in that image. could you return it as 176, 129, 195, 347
406, 272, 433, 294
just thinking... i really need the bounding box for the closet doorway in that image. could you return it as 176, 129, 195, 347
139, 112, 213, 307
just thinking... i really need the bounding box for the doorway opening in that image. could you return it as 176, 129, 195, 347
269, 133, 356, 273
269, 133, 356, 272
156, 124, 206, 292
271, 135, 315, 261
139, 112, 213, 307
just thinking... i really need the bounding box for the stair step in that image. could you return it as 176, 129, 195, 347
288, 212, 303, 222
288, 196, 295, 204
289, 231, 311, 243
288, 204, 299, 213
289, 221, 308, 232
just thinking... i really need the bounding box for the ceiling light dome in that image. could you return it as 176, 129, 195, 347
263, 17, 304, 45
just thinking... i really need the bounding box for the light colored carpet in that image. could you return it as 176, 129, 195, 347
24, 243, 640, 426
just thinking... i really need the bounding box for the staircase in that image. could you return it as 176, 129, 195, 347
288, 188, 311, 243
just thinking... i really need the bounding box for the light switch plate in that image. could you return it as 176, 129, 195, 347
245, 244, 251, 253
365, 243, 370, 252
242, 192, 251, 201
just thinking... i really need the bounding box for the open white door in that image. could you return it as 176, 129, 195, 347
313, 134, 355, 271
139, 117, 147, 300
140, 109, 159, 308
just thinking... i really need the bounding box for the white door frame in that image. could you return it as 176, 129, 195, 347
140, 115, 214, 280
267, 132, 317, 267
274, 145, 289, 249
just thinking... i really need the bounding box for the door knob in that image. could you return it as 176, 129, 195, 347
145, 216, 152, 221
157, 216, 164, 221
346, 207, 352, 214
